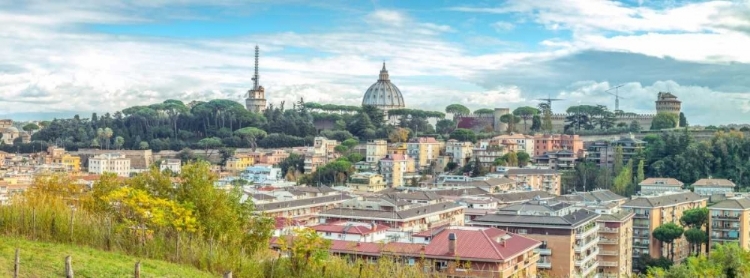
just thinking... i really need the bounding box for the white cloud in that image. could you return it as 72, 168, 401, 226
491, 21, 515, 32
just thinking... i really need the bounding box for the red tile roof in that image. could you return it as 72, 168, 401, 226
311, 223, 390, 235
274, 217, 302, 229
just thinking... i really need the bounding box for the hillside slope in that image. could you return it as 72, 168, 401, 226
0, 236, 216, 278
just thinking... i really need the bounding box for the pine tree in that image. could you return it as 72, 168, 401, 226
613, 145, 624, 174
637, 159, 645, 184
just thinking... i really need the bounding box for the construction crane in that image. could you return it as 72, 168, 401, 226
537, 95, 564, 112
605, 84, 626, 111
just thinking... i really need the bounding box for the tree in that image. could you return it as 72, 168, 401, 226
474, 108, 494, 115
138, 141, 149, 150
471, 156, 482, 177
517, 151, 530, 167
445, 162, 458, 172
197, 137, 222, 157
114, 136, 125, 150
235, 127, 267, 152
652, 223, 685, 260
449, 128, 476, 142
388, 127, 410, 143
22, 123, 40, 133
436, 119, 456, 135
679, 112, 689, 127
651, 112, 679, 130
531, 115, 542, 132
538, 103, 553, 132
277, 228, 332, 276
445, 104, 470, 117
503, 151, 519, 167
513, 106, 540, 132
637, 159, 645, 184
613, 145, 624, 174
683, 228, 708, 256
612, 160, 633, 196
499, 114, 521, 134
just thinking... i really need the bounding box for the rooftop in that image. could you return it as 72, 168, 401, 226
710, 198, 750, 210
693, 178, 735, 187
639, 178, 684, 186
319, 201, 463, 221
506, 168, 559, 175
471, 208, 599, 228
622, 191, 707, 208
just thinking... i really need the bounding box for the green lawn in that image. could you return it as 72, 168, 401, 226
0, 236, 216, 278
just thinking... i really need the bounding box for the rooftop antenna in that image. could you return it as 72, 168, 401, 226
605, 84, 626, 111
537, 93, 564, 112
252, 45, 260, 90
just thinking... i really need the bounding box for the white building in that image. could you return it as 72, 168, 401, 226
312, 221, 390, 243
366, 139, 388, 164
639, 178, 684, 195
444, 140, 473, 167
693, 178, 735, 196
160, 159, 181, 174
88, 153, 131, 177
491, 134, 535, 154
240, 164, 282, 184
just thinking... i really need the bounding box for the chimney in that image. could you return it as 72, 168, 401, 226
448, 233, 457, 255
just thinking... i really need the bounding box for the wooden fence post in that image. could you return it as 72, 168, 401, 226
65, 255, 74, 278
134, 261, 141, 278
223, 271, 232, 278
13, 248, 19, 278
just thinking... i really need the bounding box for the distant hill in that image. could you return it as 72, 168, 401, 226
0, 236, 214, 278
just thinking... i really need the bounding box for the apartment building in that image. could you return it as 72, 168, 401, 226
379, 154, 416, 187
639, 178, 684, 195
708, 198, 750, 249
693, 178, 735, 196
88, 153, 131, 177
533, 150, 577, 171
469, 200, 601, 278
240, 165, 282, 184
60, 154, 81, 173
225, 154, 255, 172
490, 133, 534, 154
594, 206, 634, 278
533, 134, 583, 157
445, 140, 473, 167
505, 168, 561, 195
585, 134, 646, 169
253, 193, 355, 225
622, 191, 707, 265
366, 139, 388, 164
406, 137, 441, 170
160, 159, 181, 174
472, 146, 507, 169
348, 172, 387, 192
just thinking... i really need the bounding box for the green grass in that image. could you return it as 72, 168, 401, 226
0, 236, 216, 278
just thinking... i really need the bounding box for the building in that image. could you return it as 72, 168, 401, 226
348, 172, 387, 192
313, 137, 339, 158
88, 153, 131, 177
361, 63, 405, 114
60, 154, 81, 173
472, 145, 507, 169
406, 137, 441, 170
73, 149, 153, 169
303, 153, 326, 173
311, 221, 390, 243
655, 92, 681, 116
253, 193, 355, 225
262, 149, 290, 165
533, 134, 583, 157
365, 139, 388, 164
0, 126, 30, 145
379, 154, 416, 187
639, 178, 684, 195
245, 45, 267, 113
693, 178, 735, 196
533, 150, 576, 171
240, 165, 282, 184
469, 200, 601, 278
621, 191, 707, 264
586, 133, 646, 169
490, 134, 534, 154
445, 140, 473, 167
708, 198, 750, 249
505, 168, 561, 195
160, 159, 181, 174
454, 108, 510, 133
225, 154, 255, 173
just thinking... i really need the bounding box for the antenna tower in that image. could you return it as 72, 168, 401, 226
252, 45, 260, 90
605, 84, 625, 111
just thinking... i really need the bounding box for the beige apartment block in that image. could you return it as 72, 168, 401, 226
406, 137, 441, 170
709, 198, 750, 249
597, 210, 634, 278
365, 139, 388, 164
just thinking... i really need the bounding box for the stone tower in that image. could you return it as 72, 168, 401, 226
493, 108, 510, 132
245, 45, 267, 113
655, 92, 681, 115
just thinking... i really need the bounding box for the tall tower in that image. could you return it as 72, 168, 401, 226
245, 45, 267, 113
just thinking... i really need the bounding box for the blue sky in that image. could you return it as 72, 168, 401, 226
1, 0, 750, 124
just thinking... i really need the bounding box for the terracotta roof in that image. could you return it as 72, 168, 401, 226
488, 191, 556, 203
320, 202, 463, 221
380, 154, 408, 161
311, 223, 390, 235
255, 194, 354, 212
409, 137, 439, 144
274, 217, 302, 229
693, 178, 735, 187
710, 198, 750, 210
639, 178, 684, 186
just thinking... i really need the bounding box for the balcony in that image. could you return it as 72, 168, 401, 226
634, 241, 650, 247
599, 250, 617, 256
576, 224, 599, 239
534, 248, 552, 256
579, 260, 599, 277
575, 239, 599, 253
537, 261, 552, 269
633, 213, 650, 219
599, 238, 618, 245
575, 251, 598, 267
599, 227, 619, 234
713, 214, 740, 220
599, 261, 618, 267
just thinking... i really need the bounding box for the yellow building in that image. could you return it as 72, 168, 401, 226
505, 168, 562, 196
709, 198, 750, 249
348, 172, 386, 192
597, 209, 634, 278
225, 154, 255, 173
388, 142, 408, 156
406, 137, 441, 170
379, 154, 416, 187
61, 154, 81, 173
365, 139, 388, 164
622, 191, 707, 264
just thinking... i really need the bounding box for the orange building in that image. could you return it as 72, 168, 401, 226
533, 134, 583, 157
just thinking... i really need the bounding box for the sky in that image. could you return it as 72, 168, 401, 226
1, 0, 750, 125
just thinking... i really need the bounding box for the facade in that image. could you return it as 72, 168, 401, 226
655, 92, 681, 115
490, 134, 534, 154
472, 146, 507, 169
533, 134, 583, 157
88, 153, 131, 177
312, 221, 390, 243
585, 134, 646, 169
245, 45, 267, 113
597, 209, 634, 278
406, 137, 441, 170
469, 200, 601, 278
348, 172, 387, 192
254, 193, 355, 225
693, 178, 735, 196
240, 165, 282, 184
505, 168, 561, 195
159, 159, 181, 174
621, 191, 707, 264
533, 150, 576, 171
445, 140, 473, 167
225, 154, 255, 172
303, 153, 326, 173
361, 63, 405, 112
379, 154, 416, 187
708, 198, 750, 249
366, 139, 388, 164
639, 178, 684, 195
61, 154, 81, 173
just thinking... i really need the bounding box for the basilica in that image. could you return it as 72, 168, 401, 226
361, 63, 405, 112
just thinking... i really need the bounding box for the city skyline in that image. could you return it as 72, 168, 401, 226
2, 1, 750, 124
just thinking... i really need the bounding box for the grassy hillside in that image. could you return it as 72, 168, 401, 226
0, 236, 216, 278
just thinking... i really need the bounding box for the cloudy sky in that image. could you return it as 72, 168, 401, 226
1, 0, 750, 124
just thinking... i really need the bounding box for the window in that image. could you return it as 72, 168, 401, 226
325, 232, 332, 236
